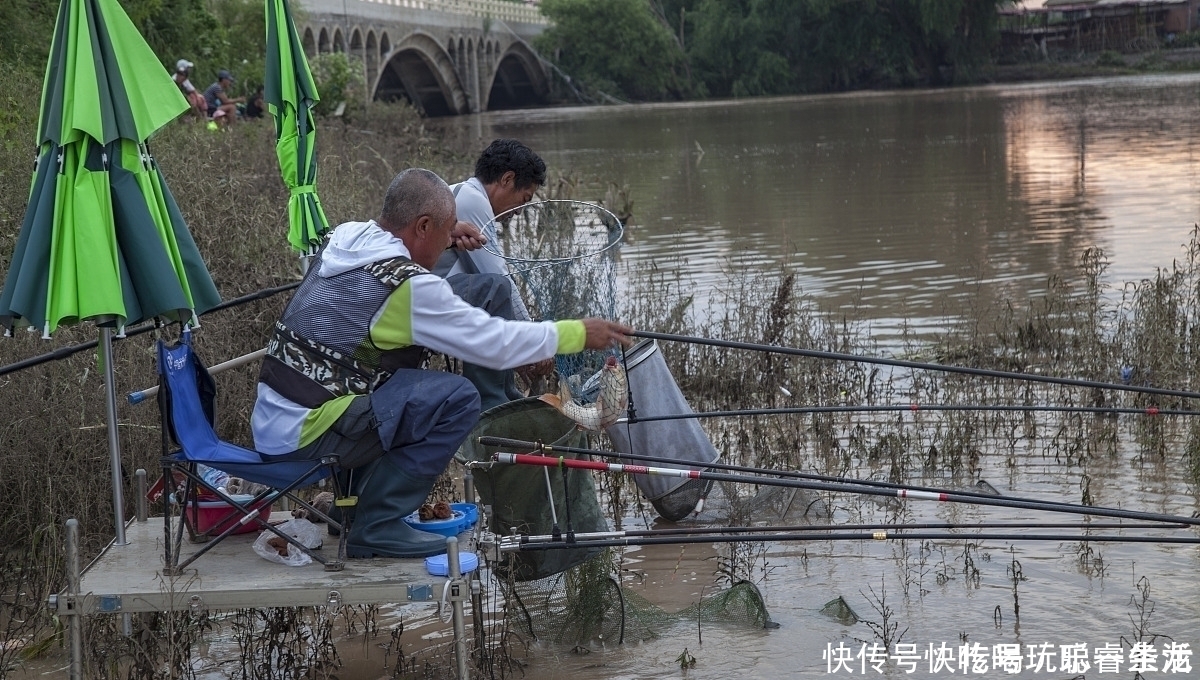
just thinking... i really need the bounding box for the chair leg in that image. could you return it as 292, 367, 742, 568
324, 458, 351, 571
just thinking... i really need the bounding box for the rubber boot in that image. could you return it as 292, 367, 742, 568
344, 454, 446, 558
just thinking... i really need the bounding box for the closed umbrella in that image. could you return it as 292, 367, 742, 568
265, 0, 330, 262
0, 0, 221, 545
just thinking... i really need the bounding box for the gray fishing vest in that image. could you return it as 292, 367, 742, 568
259, 255, 430, 408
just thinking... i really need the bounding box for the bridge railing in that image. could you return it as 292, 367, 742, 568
363, 0, 548, 25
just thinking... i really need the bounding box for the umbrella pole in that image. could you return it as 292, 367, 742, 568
101, 327, 128, 546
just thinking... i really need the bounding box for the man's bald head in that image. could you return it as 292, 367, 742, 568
378, 168, 454, 234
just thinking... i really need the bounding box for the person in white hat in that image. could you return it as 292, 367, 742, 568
172, 59, 206, 120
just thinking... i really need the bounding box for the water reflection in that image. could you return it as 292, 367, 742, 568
437, 73, 1200, 343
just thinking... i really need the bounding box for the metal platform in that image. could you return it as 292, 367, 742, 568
59, 513, 448, 616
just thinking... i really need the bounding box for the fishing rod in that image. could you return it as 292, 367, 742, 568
493, 530, 1200, 552
632, 330, 1200, 402
479, 436, 1107, 515
489, 452, 1200, 527
0, 281, 299, 377
512, 521, 1186, 544
618, 403, 1200, 424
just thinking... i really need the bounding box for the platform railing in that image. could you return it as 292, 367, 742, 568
355, 0, 548, 24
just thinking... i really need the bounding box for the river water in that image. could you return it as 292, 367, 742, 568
425, 75, 1200, 679
444, 73, 1200, 344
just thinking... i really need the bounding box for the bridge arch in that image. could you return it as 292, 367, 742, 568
373, 31, 467, 116
483, 41, 547, 111
303, 27, 315, 58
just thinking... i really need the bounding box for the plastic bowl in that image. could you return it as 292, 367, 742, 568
425, 551, 479, 576
450, 502, 479, 526
403, 510, 469, 537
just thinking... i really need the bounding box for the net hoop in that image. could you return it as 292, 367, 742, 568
482, 199, 625, 276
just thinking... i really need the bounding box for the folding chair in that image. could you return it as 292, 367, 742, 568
157, 330, 353, 574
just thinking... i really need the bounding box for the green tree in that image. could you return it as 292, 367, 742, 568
536, 0, 690, 101
0, 0, 59, 71
877, 0, 1001, 85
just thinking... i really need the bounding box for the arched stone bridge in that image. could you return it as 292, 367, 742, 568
296, 0, 550, 115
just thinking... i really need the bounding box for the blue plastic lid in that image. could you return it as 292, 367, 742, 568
425, 551, 479, 576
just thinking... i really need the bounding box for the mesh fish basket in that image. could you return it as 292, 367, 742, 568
455, 398, 607, 581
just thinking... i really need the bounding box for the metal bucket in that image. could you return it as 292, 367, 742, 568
455, 397, 606, 580
605, 339, 719, 521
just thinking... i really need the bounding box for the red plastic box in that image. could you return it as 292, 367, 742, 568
185, 494, 274, 536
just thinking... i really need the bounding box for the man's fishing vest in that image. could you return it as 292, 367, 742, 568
259, 256, 430, 408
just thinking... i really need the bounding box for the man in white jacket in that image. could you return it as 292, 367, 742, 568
433, 139, 548, 411
251, 168, 631, 558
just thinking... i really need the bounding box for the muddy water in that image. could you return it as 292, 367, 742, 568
435, 75, 1200, 678
443, 73, 1200, 345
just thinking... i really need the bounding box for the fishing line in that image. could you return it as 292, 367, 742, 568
490, 452, 1200, 527
632, 330, 1200, 401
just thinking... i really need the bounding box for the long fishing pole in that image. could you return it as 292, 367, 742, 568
479, 436, 1104, 514
496, 530, 1200, 552
632, 330, 1200, 401
490, 452, 1200, 527
619, 403, 1200, 423
513, 521, 1185, 544
0, 281, 299, 377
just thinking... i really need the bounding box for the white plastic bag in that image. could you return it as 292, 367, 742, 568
252, 518, 322, 567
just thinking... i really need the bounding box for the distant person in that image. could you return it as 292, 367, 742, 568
243, 86, 265, 120
172, 59, 206, 120
433, 138, 549, 411
203, 69, 244, 126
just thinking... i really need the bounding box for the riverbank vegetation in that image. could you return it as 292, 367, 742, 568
535, 0, 1200, 102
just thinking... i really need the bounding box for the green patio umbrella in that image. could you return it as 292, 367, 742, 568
0, 0, 221, 545
265, 0, 330, 261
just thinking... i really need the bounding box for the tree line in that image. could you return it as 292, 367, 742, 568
534, 0, 1007, 102
1, 0, 268, 92
0, 0, 1003, 110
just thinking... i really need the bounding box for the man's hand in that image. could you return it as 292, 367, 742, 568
580, 318, 634, 350
449, 221, 487, 251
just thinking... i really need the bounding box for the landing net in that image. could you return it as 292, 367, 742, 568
489, 199, 623, 397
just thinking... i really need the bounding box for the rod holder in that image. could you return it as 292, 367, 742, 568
135, 469, 147, 522
446, 537, 468, 679
66, 518, 82, 680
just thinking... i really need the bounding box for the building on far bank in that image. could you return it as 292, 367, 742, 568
1000, 0, 1200, 55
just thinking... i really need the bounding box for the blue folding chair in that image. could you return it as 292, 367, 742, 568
157, 331, 352, 573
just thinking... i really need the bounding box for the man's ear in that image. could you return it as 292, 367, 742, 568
501, 170, 516, 187
412, 214, 432, 238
